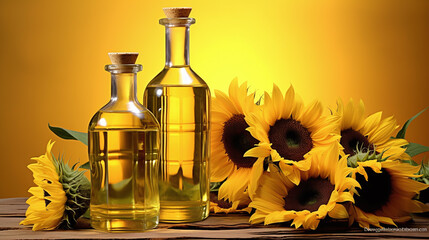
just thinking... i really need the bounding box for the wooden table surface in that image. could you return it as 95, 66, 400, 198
1, 198, 429, 239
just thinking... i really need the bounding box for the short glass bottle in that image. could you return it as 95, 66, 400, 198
143, 8, 210, 223
88, 53, 160, 232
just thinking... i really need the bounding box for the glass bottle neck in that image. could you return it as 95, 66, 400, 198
165, 25, 190, 67
110, 73, 138, 104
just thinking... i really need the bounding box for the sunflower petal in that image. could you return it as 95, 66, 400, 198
214, 90, 239, 115
328, 204, 348, 219
299, 100, 323, 128
362, 111, 382, 137
282, 85, 295, 119
244, 145, 270, 158
249, 209, 268, 224
303, 212, 320, 230
210, 158, 234, 182
218, 168, 252, 202
248, 157, 265, 199
265, 211, 295, 225
377, 216, 397, 227
368, 116, 398, 144
271, 84, 284, 120
337, 192, 355, 203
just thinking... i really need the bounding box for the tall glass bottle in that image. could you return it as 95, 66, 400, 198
143, 8, 210, 222
89, 53, 160, 232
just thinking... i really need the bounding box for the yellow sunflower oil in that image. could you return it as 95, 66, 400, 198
88, 53, 160, 232
143, 8, 210, 222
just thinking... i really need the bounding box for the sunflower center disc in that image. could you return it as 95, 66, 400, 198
283, 178, 334, 212
355, 167, 392, 213
222, 114, 259, 168
340, 128, 373, 156
268, 118, 313, 161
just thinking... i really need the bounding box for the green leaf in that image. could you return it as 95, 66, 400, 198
414, 161, 429, 186
418, 161, 429, 178
79, 162, 90, 170
396, 107, 428, 139
48, 124, 88, 146
82, 209, 90, 219
406, 142, 429, 157
210, 181, 224, 192
400, 159, 419, 166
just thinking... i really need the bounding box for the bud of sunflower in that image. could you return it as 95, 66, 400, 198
346, 146, 389, 168
53, 155, 90, 229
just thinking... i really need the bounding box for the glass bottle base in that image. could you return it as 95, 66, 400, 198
159, 201, 209, 223
90, 214, 158, 232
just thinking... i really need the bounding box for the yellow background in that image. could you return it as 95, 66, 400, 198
0, 0, 428, 198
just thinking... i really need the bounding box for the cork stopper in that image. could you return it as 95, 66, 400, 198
108, 52, 138, 64
163, 7, 192, 18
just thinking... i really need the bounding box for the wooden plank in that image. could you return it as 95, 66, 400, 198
0, 217, 27, 230
0, 205, 27, 217
159, 214, 255, 230
0, 198, 428, 239
0, 198, 27, 205
0, 199, 27, 217
1, 214, 428, 239
1, 227, 429, 240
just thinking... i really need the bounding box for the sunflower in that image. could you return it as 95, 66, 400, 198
211, 78, 261, 206
20, 140, 90, 230
249, 144, 359, 230
347, 149, 429, 228
335, 99, 410, 160
20, 140, 67, 230
245, 85, 340, 190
